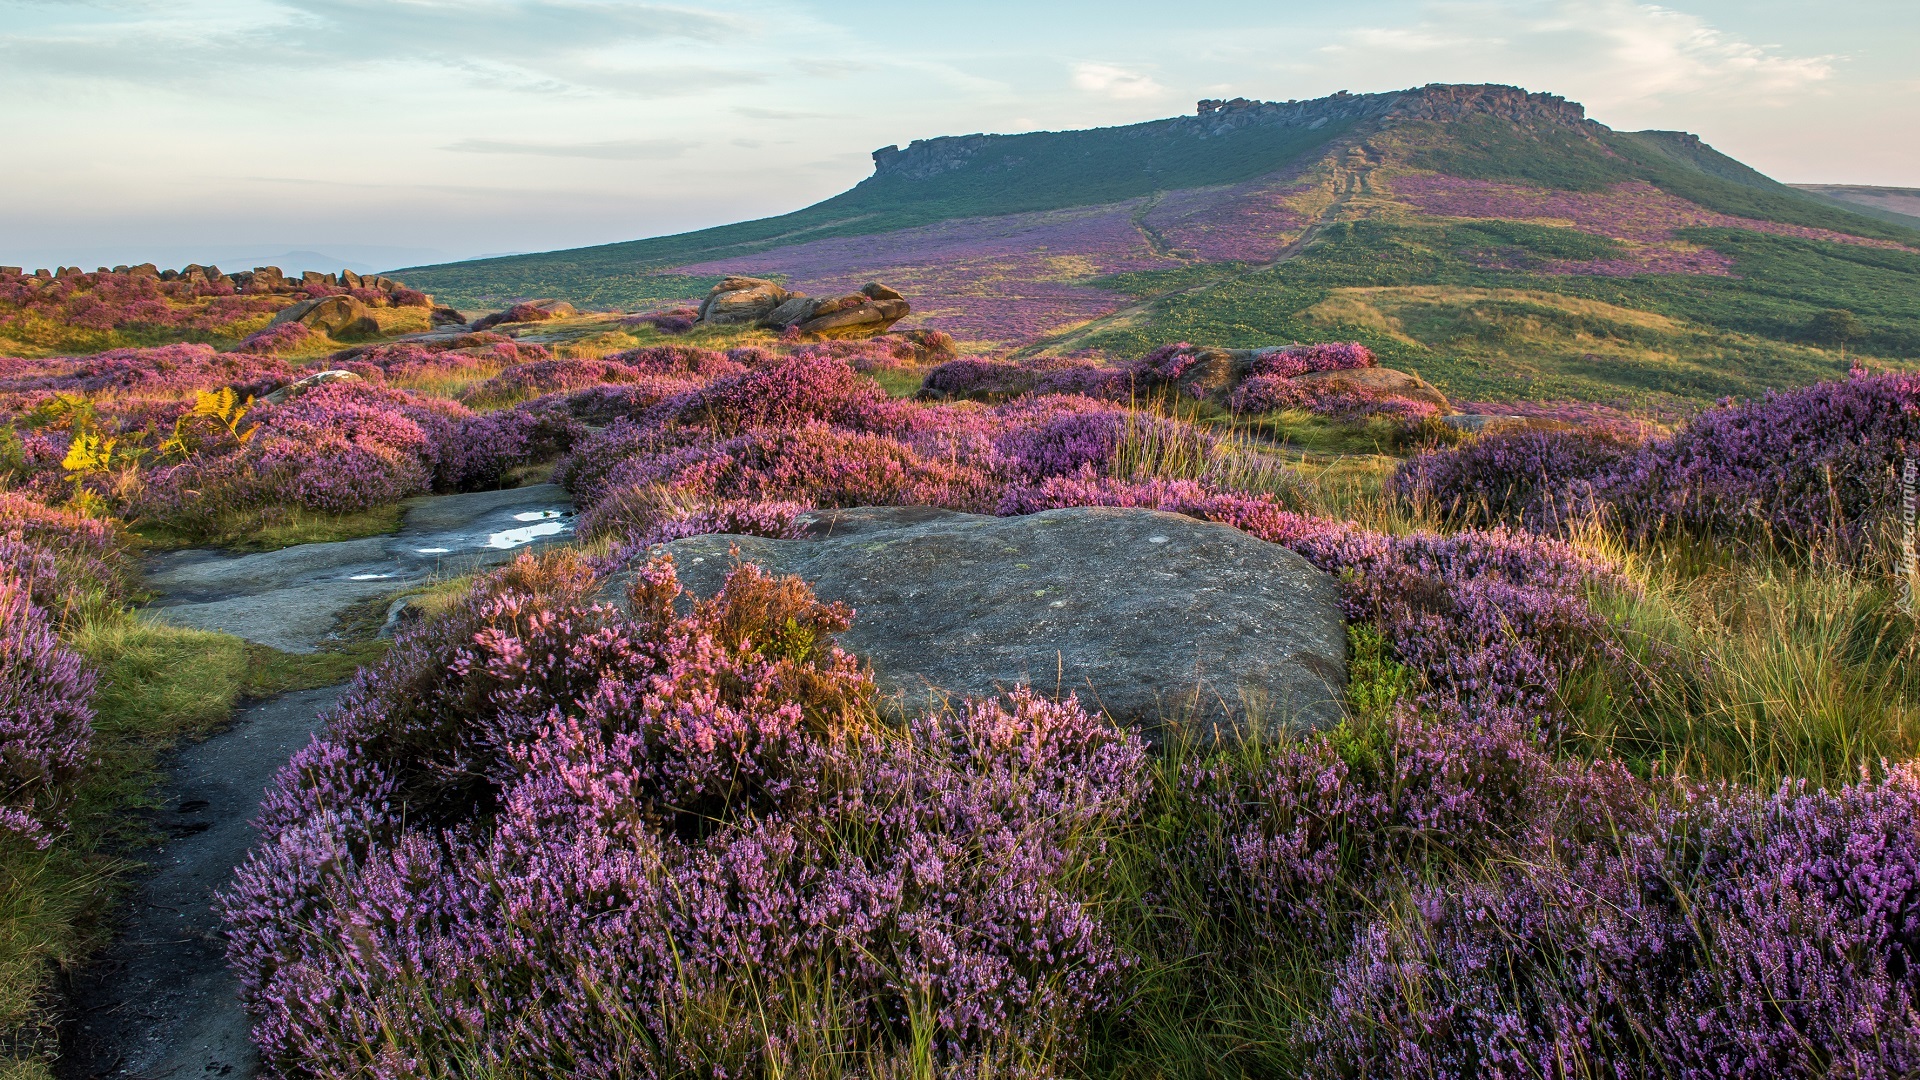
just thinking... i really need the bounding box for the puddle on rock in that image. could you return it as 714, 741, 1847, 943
487, 515, 572, 550
414, 547, 453, 555
513, 510, 565, 523
349, 573, 394, 581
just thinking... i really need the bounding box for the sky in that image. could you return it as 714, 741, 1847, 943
1, 0, 1915, 272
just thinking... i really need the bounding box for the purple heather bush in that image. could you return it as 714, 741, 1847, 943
439, 400, 587, 491
0, 344, 292, 400
0, 576, 95, 848
1307, 765, 1920, 1078
221, 552, 1147, 1074
0, 492, 134, 617
458, 357, 647, 408
1398, 369, 1920, 553
1395, 426, 1640, 532
1606, 368, 1920, 553
236, 321, 311, 355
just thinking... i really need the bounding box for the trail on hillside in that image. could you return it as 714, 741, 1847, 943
1015, 157, 1374, 357
61, 488, 579, 1079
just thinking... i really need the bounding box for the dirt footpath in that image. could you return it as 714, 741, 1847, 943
61, 686, 346, 1080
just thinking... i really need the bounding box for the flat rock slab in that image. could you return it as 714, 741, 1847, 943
641, 506, 1347, 735
62, 686, 346, 1080
143, 485, 575, 653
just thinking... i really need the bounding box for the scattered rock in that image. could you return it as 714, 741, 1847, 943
632, 506, 1347, 736
794, 294, 910, 339
1292, 365, 1450, 409
259, 369, 362, 405
268, 295, 374, 337
697, 276, 791, 325
430, 305, 467, 327
762, 295, 818, 327
692, 277, 913, 339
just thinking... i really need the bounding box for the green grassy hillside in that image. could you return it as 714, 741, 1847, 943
399, 83, 1920, 409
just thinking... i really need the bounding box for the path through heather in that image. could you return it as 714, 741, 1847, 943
61, 486, 580, 1078
63, 687, 344, 1080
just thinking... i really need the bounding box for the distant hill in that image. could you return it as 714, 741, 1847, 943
1790, 184, 1920, 231
401, 84, 1920, 408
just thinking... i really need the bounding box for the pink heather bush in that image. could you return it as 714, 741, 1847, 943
0, 492, 134, 617
0, 576, 95, 848
221, 552, 1146, 1073
1245, 342, 1377, 378
662, 352, 908, 433
608, 344, 751, 381
142, 381, 473, 518
459, 357, 647, 407
579, 489, 811, 554
588, 423, 1000, 513
0, 344, 292, 399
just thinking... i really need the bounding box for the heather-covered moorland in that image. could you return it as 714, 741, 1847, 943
401, 84, 1920, 414
2, 258, 1917, 1078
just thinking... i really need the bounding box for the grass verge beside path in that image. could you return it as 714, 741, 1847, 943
0, 609, 388, 1077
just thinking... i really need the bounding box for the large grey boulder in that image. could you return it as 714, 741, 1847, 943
624, 506, 1347, 736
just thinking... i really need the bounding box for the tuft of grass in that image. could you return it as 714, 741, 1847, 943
133, 502, 403, 553
1575, 533, 1919, 788
866, 367, 926, 399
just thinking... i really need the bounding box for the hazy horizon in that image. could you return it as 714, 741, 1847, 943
3, 0, 1915, 273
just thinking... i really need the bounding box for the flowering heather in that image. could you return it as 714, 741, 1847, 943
579, 489, 810, 553
1308, 766, 1920, 1077
0, 344, 292, 400
1605, 369, 1920, 552
1396, 175, 1914, 251
588, 423, 1000, 513
1140, 175, 1313, 262
1403, 369, 1920, 552
140, 380, 474, 518
673, 202, 1181, 345
0, 577, 94, 847
221, 552, 1146, 1073
1246, 342, 1377, 377
1394, 427, 1639, 531
458, 357, 647, 408
920, 355, 1132, 402
439, 400, 587, 491
661, 352, 909, 434
236, 321, 311, 355
607, 343, 751, 381
0, 492, 134, 616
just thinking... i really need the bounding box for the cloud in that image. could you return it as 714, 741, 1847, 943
1315, 1, 1834, 111
442, 137, 698, 160
0, 0, 756, 98
736, 105, 837, 120
1071, 61, 1165, 100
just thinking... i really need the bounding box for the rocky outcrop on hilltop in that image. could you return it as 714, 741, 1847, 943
634, 505, 1348, 736
871, 84, 1600, 180
695, 277, 910, 338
